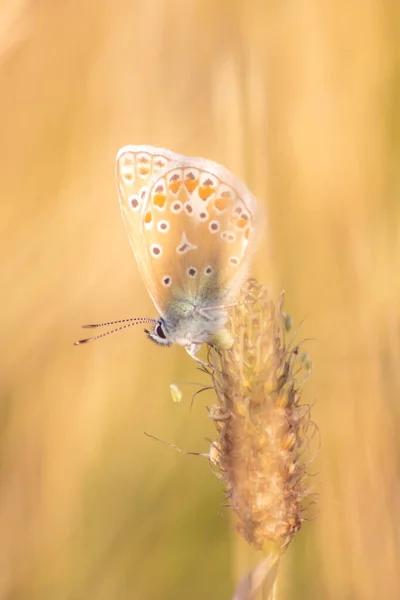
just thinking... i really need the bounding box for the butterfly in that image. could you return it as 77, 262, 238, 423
76, 145, 261, 361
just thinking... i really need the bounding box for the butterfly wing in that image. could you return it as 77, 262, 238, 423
115, 145, 181, 314
137, 158, 260, 313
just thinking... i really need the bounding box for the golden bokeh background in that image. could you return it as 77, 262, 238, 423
1, 1, 399, 598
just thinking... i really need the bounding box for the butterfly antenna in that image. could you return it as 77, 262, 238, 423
74, 318, 156, 345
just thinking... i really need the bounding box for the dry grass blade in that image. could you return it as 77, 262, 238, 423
232, 555, 279, 600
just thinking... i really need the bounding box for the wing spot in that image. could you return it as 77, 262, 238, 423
119, 154, 135, 179
177, 233, 197, 254
120, 167, 134, 183
157, 220, 170, 233
209, 220, 220, 233
198, 184, 215, 201
144, 211, 153, 229
223, 232, 236, 242
199, 211, 208, 220
204, 266, 213, 276
230, 256, 239, 266
150, 244, 162, 257
168, 172, 183, 193
130, 196, 140, 210
154, 158, 167, 169
214, 197, 233, 212
153, 193, 167, 209
184, 203, 194, 215
236, 218, 248, 229
120, 153, 134, 166
162, 275, 172, 287
171, 201, 183, 214
169, 180, 182, 193
136, 154, 151, 178
187, 266, 197, 278
138, 166, 150, 178
184, 174, 199, 193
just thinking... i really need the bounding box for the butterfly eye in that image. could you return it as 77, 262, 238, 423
144, 321, 171, 346
155, 322, 166, 339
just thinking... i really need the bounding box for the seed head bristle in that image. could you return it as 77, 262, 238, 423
207, 279, 316, 552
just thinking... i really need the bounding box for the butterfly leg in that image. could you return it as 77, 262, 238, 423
185, 343, 208, 367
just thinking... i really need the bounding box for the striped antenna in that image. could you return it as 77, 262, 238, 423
74, 317, 156, 345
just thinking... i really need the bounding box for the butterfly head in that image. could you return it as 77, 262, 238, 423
144, 294, 230, 348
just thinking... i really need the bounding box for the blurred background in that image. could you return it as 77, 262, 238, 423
1, 0, 400, 598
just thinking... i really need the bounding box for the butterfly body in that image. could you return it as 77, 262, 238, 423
115, 145, 261, 359
148, 296, 229, 350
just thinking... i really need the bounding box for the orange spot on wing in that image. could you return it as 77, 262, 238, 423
139, 166, 150, 176
214, 197, 233, 211
144, 211, 152, 223
184, 178, 199, 193
236, 218, 248, 229
199, 185, 214, 201
244, 227, 250, 239
153, 193, 167, 208
169, 180, 182, 193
